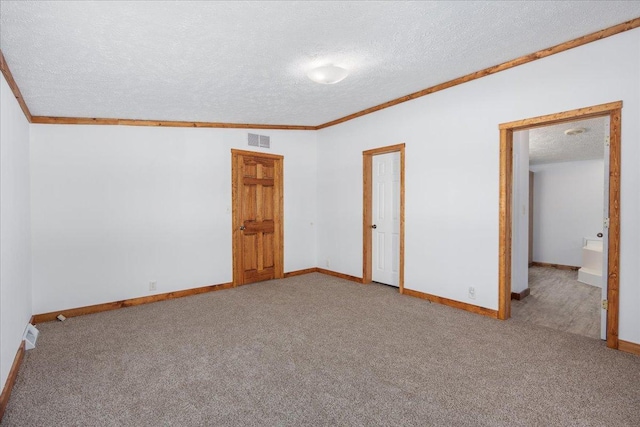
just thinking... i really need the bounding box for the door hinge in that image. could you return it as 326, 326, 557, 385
604, 217, 610, 228
602, 299, 608, 310
605, 136, 610, 147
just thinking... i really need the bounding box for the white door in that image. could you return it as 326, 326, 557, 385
372, 152, 400, 286
601, 120, 610, 340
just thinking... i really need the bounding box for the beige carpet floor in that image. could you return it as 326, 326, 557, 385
2, 273, 639, 426
512, 266, 601, 339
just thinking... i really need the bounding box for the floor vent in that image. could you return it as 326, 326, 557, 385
23, 323, 39, 350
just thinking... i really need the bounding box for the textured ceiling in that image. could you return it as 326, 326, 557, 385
1, 1, 639, 126
528, 117, 607, 165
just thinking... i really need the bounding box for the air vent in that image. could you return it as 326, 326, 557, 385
247, 133, 271, 149
259, 135, 271, 149
248, 133, 259, 147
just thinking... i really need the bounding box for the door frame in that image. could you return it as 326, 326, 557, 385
498, 101, 622, 349
231, 149, 284, 286
363, 143, 406, 292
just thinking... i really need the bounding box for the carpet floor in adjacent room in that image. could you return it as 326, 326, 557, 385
2, 273, 639, 426
512, 266, 601, 339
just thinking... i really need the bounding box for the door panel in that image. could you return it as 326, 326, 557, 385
263, 233, 274, 268
601, 120, 610, 340
243, 234, 258, 271
232, 150, 283, 286
263, 185, 274, 219
372, 152, 400, 286
392, 233, 399, 274
377, 232, 385, 269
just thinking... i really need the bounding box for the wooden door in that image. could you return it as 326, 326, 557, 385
372, 152, 401, 286
232, 149, 284, 286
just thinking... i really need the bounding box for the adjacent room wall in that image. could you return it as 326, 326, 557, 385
316, 28, 640, 344
511, 130, 530, 294
0, 73, 32, 390
531, 159, 605, 268
30, 126, 317, 314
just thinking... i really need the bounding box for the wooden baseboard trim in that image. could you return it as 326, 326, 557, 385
403, 288, 499, 319
618, 340, 640, 356
511, 288, 530, 300
316, 268, 364, 284
32, 282, 233, 324
32, 268, 359, 324
531, 262, 580, 271
0, 341, 25, 421
284, 268, 319, 278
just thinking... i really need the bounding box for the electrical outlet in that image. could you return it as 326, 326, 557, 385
468, 286, 476, 300
149, 281, 157, 291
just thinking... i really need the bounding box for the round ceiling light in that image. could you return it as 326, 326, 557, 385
564, 127, 586, 136
307, 65, 349, 84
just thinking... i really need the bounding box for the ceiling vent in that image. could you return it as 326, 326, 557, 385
248, 133, 271, 149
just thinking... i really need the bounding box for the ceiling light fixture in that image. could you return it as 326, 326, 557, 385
307, 65, 349, 84
564, 127, 586, 136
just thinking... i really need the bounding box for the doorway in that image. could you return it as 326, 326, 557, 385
511, 117, 609, 340
498, 101, 621, 349
363, 144, 405, 292
231, 149, 284, 286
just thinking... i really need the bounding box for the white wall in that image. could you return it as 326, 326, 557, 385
511, 130, 529, 293
316, 28, 640, 344
531, 160, 604, 267
30, 126, 317, 313
0, 74, 32, 390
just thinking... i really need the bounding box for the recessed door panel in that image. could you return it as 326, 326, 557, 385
243, 233, 258, 272
263, 232, 274, 268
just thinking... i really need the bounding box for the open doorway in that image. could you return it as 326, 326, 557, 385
498, 101, 621, 349
510, 117, 608, 340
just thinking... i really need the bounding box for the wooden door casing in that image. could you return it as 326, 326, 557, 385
498, 101, 621, 350
232, 149, 284, 286
363, 143, 405, 293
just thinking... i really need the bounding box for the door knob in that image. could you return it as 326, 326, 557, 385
371, 224, 377, 229
240, 225, 245, 231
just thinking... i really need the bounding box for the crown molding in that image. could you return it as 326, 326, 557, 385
30, 116, 318, 130
316, 16, 640, 129
0, 50, 32, 122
